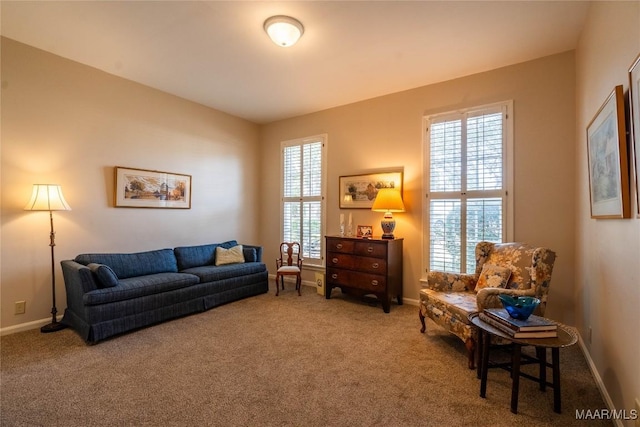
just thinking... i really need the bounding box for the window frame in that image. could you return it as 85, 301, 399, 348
280, 134, 327, 268
421, 101, 514, 277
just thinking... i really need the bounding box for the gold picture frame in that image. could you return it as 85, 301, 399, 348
114, 166, 192, 209
339, 170, 403, 209
586, 85, 630, 219
629, 53, 640, 217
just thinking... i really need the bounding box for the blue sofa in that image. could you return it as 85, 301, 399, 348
61, 241, 268, 343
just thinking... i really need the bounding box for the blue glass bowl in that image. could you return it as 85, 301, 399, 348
498, 295, 540, 320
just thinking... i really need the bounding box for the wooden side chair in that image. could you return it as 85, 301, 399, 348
275, 242, 303, 296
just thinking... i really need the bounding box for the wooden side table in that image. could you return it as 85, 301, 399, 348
470, 313, 578, 414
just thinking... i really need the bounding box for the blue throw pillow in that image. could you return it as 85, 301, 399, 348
243, 247, 257, 262
87, 263, 119, 288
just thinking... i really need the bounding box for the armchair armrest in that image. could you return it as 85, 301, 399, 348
426, 270, 476, 292
476, 287, 536, 313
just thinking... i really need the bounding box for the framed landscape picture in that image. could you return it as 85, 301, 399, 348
114, 166, 192, 209
586, 85, 630, 219
629, 53, 640, 216
339, 170, 403, 209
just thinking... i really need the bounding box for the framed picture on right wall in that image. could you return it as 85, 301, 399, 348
586, 85, 630, 219
629, 53, 640, 217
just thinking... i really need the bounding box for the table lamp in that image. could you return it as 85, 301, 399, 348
24, 184, 71, 333
371, 188, 405, 239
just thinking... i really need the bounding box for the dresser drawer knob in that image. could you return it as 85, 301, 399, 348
331, 274, 338, 280
332, 258, 339, 264
371, 280, 379, 286
372, 263, 379, 269
336, 243, 343, 250
367, 247, 374, 253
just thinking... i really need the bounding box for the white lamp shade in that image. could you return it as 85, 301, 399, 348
264, 15, 304, 47
371, 188, 405, 213
24, 184, 71, 211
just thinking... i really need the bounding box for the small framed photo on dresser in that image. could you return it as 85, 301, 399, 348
357, 225, 373, 238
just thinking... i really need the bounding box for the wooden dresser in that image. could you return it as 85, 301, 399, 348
325, 236, 403, 313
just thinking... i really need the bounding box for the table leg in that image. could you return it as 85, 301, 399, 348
476, 329, 483, 379
510, 344, 522, 414
536, 346, 546, 391
552, 348, 561, 413
480, 329, 490, 398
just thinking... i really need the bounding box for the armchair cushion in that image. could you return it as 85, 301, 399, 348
421, 289, 478, 323
474, 263, 511, 292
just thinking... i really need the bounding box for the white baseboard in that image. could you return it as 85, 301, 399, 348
0, 315, 63, 336
577, 333, 624, 427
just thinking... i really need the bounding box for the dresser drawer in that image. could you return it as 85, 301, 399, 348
326, 238, 355, 254
327, 253, 355, 269
354, 241, 387, 258
353, 256, 387, 274
326, 268, 387, 292
327, 253, 387, 274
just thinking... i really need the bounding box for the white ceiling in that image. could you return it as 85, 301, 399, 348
1, 1, 590, 124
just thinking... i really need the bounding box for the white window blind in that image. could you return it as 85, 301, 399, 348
282, 136, 326, 264
424, 102, 512, 274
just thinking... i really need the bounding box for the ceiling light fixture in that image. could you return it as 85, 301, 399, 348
264, 15, 304, 47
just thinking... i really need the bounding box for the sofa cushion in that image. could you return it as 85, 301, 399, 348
474, 264, 511, 292
87, 263, 119, 288
182, 262, 267, 283
174, 241, 238, 270
75, 249, 178, 279
215, 245, 245, 266
83, 272, 200, 306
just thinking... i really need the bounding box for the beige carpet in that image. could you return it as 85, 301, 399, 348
1, 287, 610, 426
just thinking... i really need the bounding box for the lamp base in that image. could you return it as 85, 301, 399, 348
41, 321, 67, 333
380, 217, 396, 239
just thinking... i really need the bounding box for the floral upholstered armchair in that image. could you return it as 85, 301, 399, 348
419, 242, 556, 369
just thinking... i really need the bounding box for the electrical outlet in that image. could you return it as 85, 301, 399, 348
14, 300, 26, 315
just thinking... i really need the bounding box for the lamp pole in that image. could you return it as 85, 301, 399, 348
41, 210, 65, 332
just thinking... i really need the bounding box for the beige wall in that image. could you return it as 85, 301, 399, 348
0, 38, 261, 330
259, 51, 577, 323
575, 2, 640, 422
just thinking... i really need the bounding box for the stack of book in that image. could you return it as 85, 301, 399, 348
479, 308, 558, 338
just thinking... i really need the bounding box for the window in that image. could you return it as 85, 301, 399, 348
423, 102, 513, 274
281, 135, 327, 266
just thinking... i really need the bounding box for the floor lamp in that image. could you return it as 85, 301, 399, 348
24, 184, 71, 333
